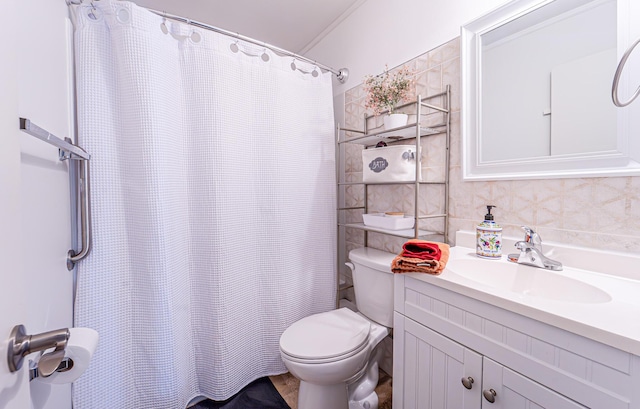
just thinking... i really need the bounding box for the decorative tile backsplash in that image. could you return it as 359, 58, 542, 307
342, 37, 640, 257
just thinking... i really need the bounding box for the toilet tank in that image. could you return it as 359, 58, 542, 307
347, 247, 396, 328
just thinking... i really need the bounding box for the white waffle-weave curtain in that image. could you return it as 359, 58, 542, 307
72, 1, 336, 407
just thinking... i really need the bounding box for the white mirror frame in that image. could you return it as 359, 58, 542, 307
461, 0, 640, 180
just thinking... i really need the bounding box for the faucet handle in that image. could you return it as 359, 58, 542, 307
521, 226, 542, 247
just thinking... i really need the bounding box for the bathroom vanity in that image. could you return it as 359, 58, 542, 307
393, 231, 640, 408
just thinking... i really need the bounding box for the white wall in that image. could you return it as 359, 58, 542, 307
0, 1, 74, 408
306, 0, 509, 96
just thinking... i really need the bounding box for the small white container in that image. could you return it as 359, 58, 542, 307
383, 113, 408, 130
362, 213, 415, 230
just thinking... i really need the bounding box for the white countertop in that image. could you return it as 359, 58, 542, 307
402, 231, 640, 355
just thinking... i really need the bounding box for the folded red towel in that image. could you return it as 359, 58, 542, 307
391, 241, 450, 275
401, 239, 442, 260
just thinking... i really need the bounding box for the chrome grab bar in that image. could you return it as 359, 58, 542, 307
67, 154, 92, 270
19, 118, 92, 270
612, 38, 640, 107
19, 118, 90, 160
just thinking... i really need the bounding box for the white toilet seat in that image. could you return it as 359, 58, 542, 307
281, 340, 369, 364
280, 308, 371, 364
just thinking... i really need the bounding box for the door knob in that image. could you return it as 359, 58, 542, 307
483, 388, 497, 403
461, 376, 474, 389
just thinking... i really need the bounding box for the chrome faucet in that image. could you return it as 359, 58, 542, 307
507, 226, 562, 271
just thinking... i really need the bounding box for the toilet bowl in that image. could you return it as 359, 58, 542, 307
279, 247, 396, 409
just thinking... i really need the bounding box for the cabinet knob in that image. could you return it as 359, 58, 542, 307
483, 388, 497, 403
461, 376, 474, 390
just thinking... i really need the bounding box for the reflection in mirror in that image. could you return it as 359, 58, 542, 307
482, 0, 616, 161
462, 0, 640, 180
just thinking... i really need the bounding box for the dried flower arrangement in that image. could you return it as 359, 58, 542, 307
363, 65, 415, 116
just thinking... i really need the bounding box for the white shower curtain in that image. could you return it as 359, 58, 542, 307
72, 1, 336, 407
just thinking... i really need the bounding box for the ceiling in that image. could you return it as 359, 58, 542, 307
131, 0, 364, 54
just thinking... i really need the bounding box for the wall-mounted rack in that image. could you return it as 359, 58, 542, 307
19, 118, 92, 270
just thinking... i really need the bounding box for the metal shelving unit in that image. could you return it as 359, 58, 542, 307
336, 86, 451, 250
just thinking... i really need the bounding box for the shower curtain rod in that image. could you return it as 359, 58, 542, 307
67, 0, 350, 83
149, 9, 349, 83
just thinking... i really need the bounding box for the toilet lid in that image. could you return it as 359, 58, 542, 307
280, 308, 371, 360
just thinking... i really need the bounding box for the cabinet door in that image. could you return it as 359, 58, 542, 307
481, 358, 587, 409
394, 313, 482, 409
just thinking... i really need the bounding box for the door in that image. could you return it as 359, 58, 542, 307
394, 313, 483, 409
1, 0, 76, 407
481, 358, 587, 409
0, 0, 30, 406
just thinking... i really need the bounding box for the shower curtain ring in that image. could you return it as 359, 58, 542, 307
230, 38, 240, 53
87, 0, 98, 20
291, 58, 297, 71
160, 16, 169, 34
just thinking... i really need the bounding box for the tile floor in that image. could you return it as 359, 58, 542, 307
269, 369, 392, 409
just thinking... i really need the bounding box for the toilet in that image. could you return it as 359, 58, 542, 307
279, 247, 396, 409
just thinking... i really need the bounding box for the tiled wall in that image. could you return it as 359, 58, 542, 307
342, 37, 640, 258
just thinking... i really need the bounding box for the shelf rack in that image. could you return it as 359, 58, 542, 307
336, 87, 451, 247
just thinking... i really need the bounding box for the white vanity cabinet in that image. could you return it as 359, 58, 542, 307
394, 315, 587, 409
393, 274, 640, 409
481, 358, 587, 409
394, 313, 482, 409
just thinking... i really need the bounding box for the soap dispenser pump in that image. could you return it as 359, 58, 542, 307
476, 205, 502, 259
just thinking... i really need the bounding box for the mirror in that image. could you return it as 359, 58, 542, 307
462, 0, 640, 180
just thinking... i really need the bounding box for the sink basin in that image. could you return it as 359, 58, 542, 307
445, 259, 612, 304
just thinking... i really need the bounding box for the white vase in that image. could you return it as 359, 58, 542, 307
383, 113, 408, 130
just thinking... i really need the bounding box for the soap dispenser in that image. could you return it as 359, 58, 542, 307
476, 205, 502, 259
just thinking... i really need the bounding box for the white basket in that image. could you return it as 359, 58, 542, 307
362, 213, 415, 230
362, 145, 420, 183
